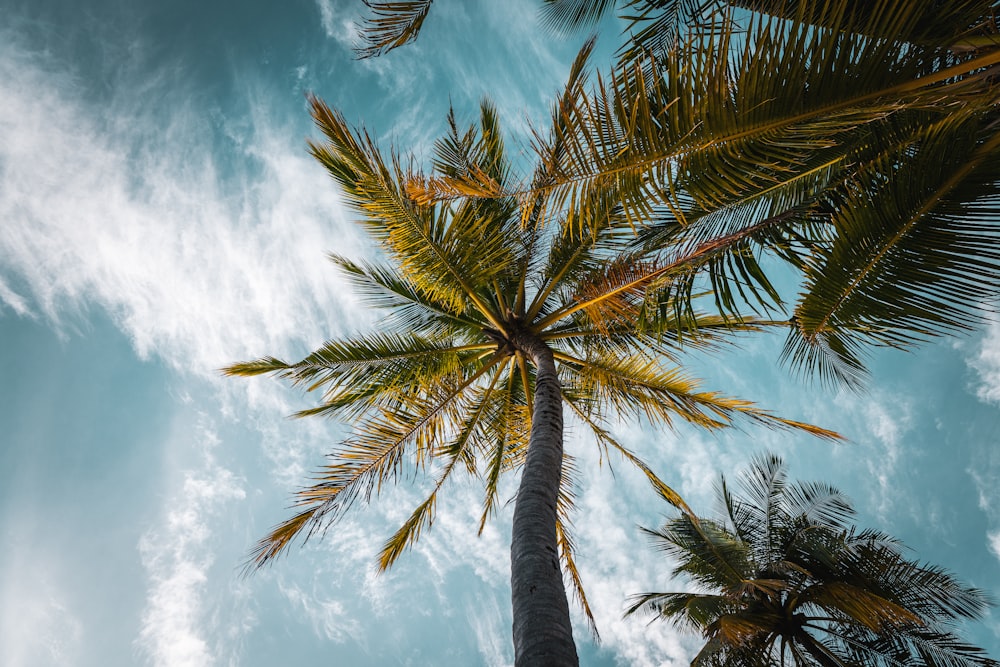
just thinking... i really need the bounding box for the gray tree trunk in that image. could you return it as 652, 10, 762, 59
509, 330, 578, 667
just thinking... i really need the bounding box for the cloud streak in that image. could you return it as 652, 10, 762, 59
0, 32, 365, 382
136, 418, 248, 667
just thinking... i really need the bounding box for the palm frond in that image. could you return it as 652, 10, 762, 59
786, 112, 1000, 387
245, 353, 504, 569
539, 0, 617, 32
378, 368, 507, 568
559, 349, 840, 438
328, 254, 484, 334
478, 359, 530, 533
625, 591, 734, 630
562, 393, 696, 516
308, 97, 509, 329
634, 454, 996, 667
554, 453, 600, 638
644, 516, 752, 592
354, 0, 434, 59
221, 356, 292, 377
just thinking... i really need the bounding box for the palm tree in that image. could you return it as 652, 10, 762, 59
627, 453, 998, 667
224, 45, 834, 666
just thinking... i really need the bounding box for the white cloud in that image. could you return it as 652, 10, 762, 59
467, 593, 513, 667
136, 418, 248, 667
829, 391, 911, 520
0, 559, 83, 667
0, 33, 365, 382
970, 319, 1000, 405
566, 434, 699, 667
0, 276, 32, 317
969, 458, 1000, 565
279, 581, 363, 644
987, 531, 1000, 564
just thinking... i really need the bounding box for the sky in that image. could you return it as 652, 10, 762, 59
1, 1, 999, 665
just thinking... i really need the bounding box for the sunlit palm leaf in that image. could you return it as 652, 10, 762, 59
309, 97, 510, 328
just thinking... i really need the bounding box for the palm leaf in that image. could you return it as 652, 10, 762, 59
308, 97, 510, 329
354, 0, 434, 59
786, 113, 1000, 387
555, 453, 600, 638
378, 368, 506, 568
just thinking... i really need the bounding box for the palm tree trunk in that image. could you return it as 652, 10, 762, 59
509, 331, 578, 667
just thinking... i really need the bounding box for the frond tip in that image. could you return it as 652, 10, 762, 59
354, 0, 434, 59
220, 357, 291, 377
242, 508, 317, 573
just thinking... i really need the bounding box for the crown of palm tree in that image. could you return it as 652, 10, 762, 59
628, 453, 997, 667
224, 44, 835, 639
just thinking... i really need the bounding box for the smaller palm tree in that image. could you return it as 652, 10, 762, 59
628, 453, 998, 667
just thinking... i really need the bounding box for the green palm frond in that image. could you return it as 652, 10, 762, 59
476, 359, 527, 533
804, 581, 922, 632
378, 368, 507, 568
559, 350, 734, 429
328, 254, 484, 336
355, 0, 434, 59
644, 516, 752, 592
615, 0, 719, 62
309, 98, 511, 329
222, 333, 493, 422
726, 0, 994, 47
247, 353, 506, 567
560, 349, 840, 438
625, 591, 733, 629
786, 112, 1000, 387
539, 0, 618, 32
221, 356, 292, 377
287, 334, 490, 420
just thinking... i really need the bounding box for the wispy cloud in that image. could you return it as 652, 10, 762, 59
279, 581, 364, 644
467, 592, 512, 667
970, 319, 1000, 405
826, 391, 911, 520
136, 417, 248, 667
564, 427, 706, 667
0, 555, 83, 667
0, 33, 365, 382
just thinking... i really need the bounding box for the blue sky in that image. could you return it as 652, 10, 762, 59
2, 1, 999, 665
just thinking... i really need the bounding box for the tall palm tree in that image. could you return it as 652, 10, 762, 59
225, 45, 834, 666
627, 453, 998, 667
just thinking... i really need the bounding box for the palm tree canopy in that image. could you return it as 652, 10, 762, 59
628, 453, 998, 667
223, 43, 835, 633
